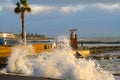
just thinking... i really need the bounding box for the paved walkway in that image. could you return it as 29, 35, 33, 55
0, 74, 64, 80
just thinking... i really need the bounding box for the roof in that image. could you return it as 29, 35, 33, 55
0, 32, 16, 39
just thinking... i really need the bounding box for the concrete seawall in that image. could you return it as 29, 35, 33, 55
89, 46, 120, 54
0, 74, 64, 80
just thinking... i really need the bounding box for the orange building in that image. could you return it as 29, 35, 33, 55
69, 29, 78, 49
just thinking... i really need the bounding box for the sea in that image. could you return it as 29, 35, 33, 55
0, 36, 120, 80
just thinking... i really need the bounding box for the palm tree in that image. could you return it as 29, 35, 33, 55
14, 0, 31, 44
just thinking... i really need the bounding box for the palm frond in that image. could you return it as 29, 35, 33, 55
20, 0, 27, 5
26, 7, 31, 12
14, 7, 21, 14
16, 2, 20, 7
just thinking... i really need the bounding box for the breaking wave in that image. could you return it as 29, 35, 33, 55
0, 36, 115, 80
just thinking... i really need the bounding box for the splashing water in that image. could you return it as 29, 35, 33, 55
0, 36, 115, 80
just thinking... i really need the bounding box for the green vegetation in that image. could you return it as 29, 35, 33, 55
26, 33, 46, 40
15, 33, 48, 40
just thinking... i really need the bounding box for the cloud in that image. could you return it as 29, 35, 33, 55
60, 5, 85, 13
0, 0, 15, 12
4, 2, 15, 10
92, 3, 120, 10
60, 3, 120, 13
0, 5, 2, 12
30, 4, 56, 14
0, 0, 56, 15
24, 0, 120, 6
1, 0, 120, 14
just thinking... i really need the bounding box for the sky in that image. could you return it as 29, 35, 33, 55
0, 0, 120, 38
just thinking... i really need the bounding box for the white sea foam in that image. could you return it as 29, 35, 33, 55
0, 36, 115, 80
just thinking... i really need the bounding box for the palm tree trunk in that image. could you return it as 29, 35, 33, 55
21, 11, 25, 43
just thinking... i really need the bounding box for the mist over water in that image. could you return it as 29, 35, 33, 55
0, 36, 115, 80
